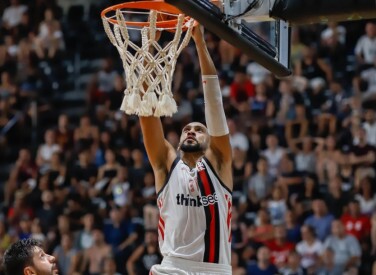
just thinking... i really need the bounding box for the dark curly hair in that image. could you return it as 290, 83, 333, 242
2, 239, 41, 275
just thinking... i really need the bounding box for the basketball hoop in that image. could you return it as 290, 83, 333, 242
101, 1, 196, 117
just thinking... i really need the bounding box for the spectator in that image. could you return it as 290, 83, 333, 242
363, 109, 376, 146
36, 129, 61, 171
296, 224, 324, 273
289, 137, 316, 174
267, 186, 288, 225
228, 118, 249, 153
247, 156, 274, 207
53, 233, 79, 275
231, 207, 248, 253
126, 230, 162, 275
103, 256, 122, 275
284, 210, 301, 243
1, 0, 28, 30
265, 225, 295, 269
81, 229, 112, 275
248, 209, 274, 244
355, 176, 376, 215
325, 175, 352, 218
231, 250, 246, 275
36, 190, 58, 235
74, 115, 100, 152
355, 22, 376, 67
54, 114, 74, 153
33, 8, 64, 60
233, 146, 252, 201
230, 66, 255, 113
74, 212, 95, 251
305, 198, 335, 242
279, 251, 305, 275
262, 134, 285, 178
323, 220, 361, 275
246, 246, 279, 275
315, 136, 342, 184
341, 199, 371, 241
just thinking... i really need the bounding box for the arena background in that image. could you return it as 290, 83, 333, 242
0, 0, 376, 274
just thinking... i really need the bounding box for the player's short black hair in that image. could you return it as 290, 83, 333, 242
2, 239, 41, 275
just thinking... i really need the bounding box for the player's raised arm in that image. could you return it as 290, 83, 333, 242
192, 26, 233, 190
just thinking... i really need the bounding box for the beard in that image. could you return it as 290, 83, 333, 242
180, 142, 203, 153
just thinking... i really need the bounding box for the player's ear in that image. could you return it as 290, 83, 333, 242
24, 266, 37, 275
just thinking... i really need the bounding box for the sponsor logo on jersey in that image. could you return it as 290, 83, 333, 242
176, 193, 218, 207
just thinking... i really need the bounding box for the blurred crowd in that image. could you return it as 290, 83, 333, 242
1, 0, 376, 275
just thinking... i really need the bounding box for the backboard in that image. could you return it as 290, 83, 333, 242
165, 0, 291, 77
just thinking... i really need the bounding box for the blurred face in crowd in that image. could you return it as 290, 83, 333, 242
279, 79, 291, 94
61, 234, 73, 250
92, 229, 104, 245
312, 199, 327, 217
144, 172, 154, 187
105, 149, 116, 164
19, 148, 31, 162
365, 109, 375, 123
360, 177, 372, 196
301, 225, 315, 242
58, 114, 68, 127
80, 116, 91, 128
257, 158, 268, 174
179, 122, 209, 154
356, 127, 367, 144
44, 130, 55, 145
258, 209, 270, 224
145, 230, 158, 245
83, 213, 94, 231
365, 22, 376, 38
348, 201, 360, 217
331, 220, 345, 238
110, 208, 122, 224
302, 137, 313, 152
272, 186, 283, 200
44, 9, 54, 21
274, 225, 286, 241
325, 136, 336, 150
266, 134, 278, 149
58, 215, 70, 234
257, 246, 271, 264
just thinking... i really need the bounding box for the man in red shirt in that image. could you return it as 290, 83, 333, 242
266, 224, 296, 269
230, 66, 255, 112
341, 199, 371, 241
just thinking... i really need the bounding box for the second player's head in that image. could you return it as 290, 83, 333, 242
178, 122, 209, 154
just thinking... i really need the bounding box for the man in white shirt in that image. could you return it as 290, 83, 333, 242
262, 134, 285, 178
363, 109, 376, 146
355, 22, 376, 66
2, 0, 28, 30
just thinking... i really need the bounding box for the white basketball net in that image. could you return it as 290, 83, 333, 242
102, 9, 195, 117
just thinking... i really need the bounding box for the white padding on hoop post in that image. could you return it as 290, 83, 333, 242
102, 10, 195, 117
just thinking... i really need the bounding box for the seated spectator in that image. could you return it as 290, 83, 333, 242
266, 225, 295, 269
47, 152, 66, 188
276, 153, 304, 201
36, 129, 61, 172
317, 248, 344, 275
355, 176, 376, 215
80, 229, 112, 275
5, 148, 37, 205
246, 246, 279, 275
1, 0, 28, 31
305, 198, 335, 242
232, 146, 252, 201
126, 230, 162, 275
363, 109, 376, 146
74, 212, 95, 251
18, 215, 32, 240
231, 250, 246, 275
315, 136, 342, 184
0, 221, 14, 253
296, 225, 324, 273
91, 149, 123, 198
248, 82, 275, 125
267, 186, 287, 225
349, 127, 376, 190
323, 220, 361, 275
247, 156, 274, 208
289, 137, 316, 174
324, 175, 352, 218
105, 167, 132, 208
262, 134, 285, 178
355, 22, 376, 68
323, 80, 352, 123
228, 118, 249, 153
74, 115, 99, 152
230, 66, 255, 113
103, 256, 122, 275
279, 251, 305, 275
36, 190, 58, 235
341, 199, 371, 242
294, 46, 332, 81
7, 190, 34, 227
284, 210, 301, 243
231, 207, 248, 253
353, 63, 376, 101
54, 114, 74, 153
70, 149, 98, 197
129, 148, 148, 185
137, 172, 158, 230
321, 22, 347, 45
53, 233, 79, 275
33, 8, 64, 60
248, 209, 274, 244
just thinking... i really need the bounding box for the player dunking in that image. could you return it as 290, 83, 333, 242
141, 26, 232, 275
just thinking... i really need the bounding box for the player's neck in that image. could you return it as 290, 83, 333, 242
181, 152, 204, 169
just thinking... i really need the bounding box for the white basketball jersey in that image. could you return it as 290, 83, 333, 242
157, 157, 232, 266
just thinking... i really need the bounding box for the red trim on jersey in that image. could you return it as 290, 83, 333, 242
158, 216, 165, 240
198, 168, 220, 263
225, 194, 232, 242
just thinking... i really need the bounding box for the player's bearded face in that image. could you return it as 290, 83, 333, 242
180, 141, 203, 152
